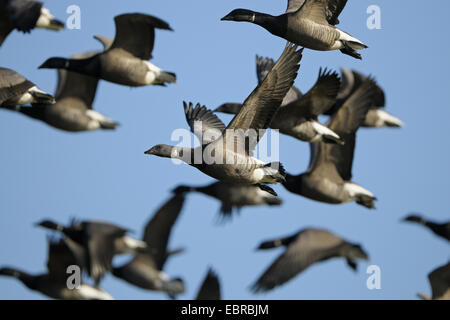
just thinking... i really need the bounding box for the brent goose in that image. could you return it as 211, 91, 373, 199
282, 77, 379, 208
195, 268, 221, 300
403, 214, 450, 242
146, 44, 303, 196
2, 51, 118, 131
216, 59, 342, 143
36, 219, 147, 285
0, 0, 64, 46
221, 0, 367, 59
251, 227, 369, 293
0, 238, 113, 299
0, 67, 54, 106
418, 262, 450, 300
112, 195, 186, 298
173, 181, 282, 220
39, 13, 176, 87
337, 68, 403, 128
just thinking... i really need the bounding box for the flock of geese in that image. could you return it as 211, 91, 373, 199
0, 0, 449, 300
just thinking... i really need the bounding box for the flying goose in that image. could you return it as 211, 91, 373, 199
2, 51, 118, 131
251, 228, 369, 293
283, 77, 379, 209
195, 268, 221, 300
403, 214, 450, 242
35, 219, 147, 285
146, 44, 303, 196
173, 181, 282, 220
336, 68, 403, 128
0, 238, 113, 300
221, 0, 367, 59
0, 67, 54, 106
216, 57, 342, 144
0, 0, 64, 46
112, 195, 186, 298
39, 13, 176, 87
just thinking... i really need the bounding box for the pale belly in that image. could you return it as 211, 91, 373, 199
285, 21, 339, 51
301, 176, 347, 204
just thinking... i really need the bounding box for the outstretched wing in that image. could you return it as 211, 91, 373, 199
310, 77, 379, 181
47, 237, 86, 284
55, 51, 100, 108
278, 68, 340, 120
83, 221, 128, 284
110, 13, 172, 60
294, 0, 347, 26
183, 102, 226, 145
429, 262, 450, 300
143, 195, 185, 270
225, 44, 302, 154
256, 55, 303, 105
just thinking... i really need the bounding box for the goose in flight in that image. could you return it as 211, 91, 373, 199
0, 0, 64, 46
216, 56, 342, 144
146, 43, 303, 196
251, 228, 369, 293
35, 219, 147, 286
0, 67, 54, 106
283, 77, 379, 209
173, 181, 282, 221
1, 51, 118, 131
403, 214, 450, 242
222, 0, 367, 59
0, 238, 113, 299
112, 195, 186, 298
334, 68, 404, 128
39, 13, 176, 87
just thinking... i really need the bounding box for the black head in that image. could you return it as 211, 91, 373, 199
0, 267, 36, 288
39, 57, 69, 70
403, 214, 425, 224
145, 144, 177, 158
35, 219, 62, 231
0, 267, 21, 278
221, 9, 256, 22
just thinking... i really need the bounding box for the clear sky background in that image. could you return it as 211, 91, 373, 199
0, 0, 449, 300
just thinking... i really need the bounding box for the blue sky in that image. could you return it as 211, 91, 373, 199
0, 0, 449, 300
